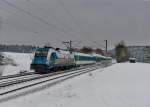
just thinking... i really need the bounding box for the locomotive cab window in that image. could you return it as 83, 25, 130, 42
35, 51, 48, 57
50, 52, 57, 61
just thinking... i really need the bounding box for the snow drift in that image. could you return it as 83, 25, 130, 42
1, 63, 150, 107
0, 52, 33, 76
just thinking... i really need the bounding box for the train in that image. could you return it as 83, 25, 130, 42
30, 47, 112, 73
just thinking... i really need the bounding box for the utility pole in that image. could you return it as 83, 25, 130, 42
69, 40, 72, 51
104, 40, 107, 55
62, 40, 72, 52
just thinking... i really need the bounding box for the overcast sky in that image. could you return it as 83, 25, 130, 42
0, 0, 150, 49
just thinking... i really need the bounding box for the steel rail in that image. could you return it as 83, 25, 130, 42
0, 72, 35, 80
0, 65, 97, 88
0, 66, 98, 96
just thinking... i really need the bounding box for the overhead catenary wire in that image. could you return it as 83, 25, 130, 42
1, 0, 107, 49
25, 0, 89, 48
25, 0, 76, 35
57, 0, 104, 47
57, 0, 86, 36
91, 40, 106, 48
0, 5, 40, 33
0, 1, 72, 35
1, 0, 72, 36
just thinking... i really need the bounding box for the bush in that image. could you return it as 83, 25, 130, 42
115, 41, 129, 63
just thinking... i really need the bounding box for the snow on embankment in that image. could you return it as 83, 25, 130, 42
1, 63, 150, 107
1, 52, 33, 76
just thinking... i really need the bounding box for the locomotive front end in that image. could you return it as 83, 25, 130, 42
31, 48, 52, 73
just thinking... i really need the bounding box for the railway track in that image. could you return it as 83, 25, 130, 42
0, 72, 36, 80
0, 73, 41, 88
0, 65, 97, 88
0, 65, 100, 103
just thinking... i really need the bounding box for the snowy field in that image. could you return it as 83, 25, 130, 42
0, 52, 33, 76
0, 63, 150, 107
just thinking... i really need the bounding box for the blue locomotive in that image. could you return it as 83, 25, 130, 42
31, 47, 112, 73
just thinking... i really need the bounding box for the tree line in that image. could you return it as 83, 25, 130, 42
79, 47, 104, 55
0, 44, 37, 53
0, 44, 106, 55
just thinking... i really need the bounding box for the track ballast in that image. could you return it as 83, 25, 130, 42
0, 64, 103, 103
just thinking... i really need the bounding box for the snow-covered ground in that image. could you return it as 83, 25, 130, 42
0, 52, 33, 76
1, 63, 150, 107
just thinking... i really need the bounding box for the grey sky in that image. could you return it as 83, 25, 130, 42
0, 0, 150, 49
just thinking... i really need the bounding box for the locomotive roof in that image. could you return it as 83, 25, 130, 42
36, 47, 50, 51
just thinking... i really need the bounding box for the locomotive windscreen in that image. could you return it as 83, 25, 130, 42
35, 49, 48, 57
